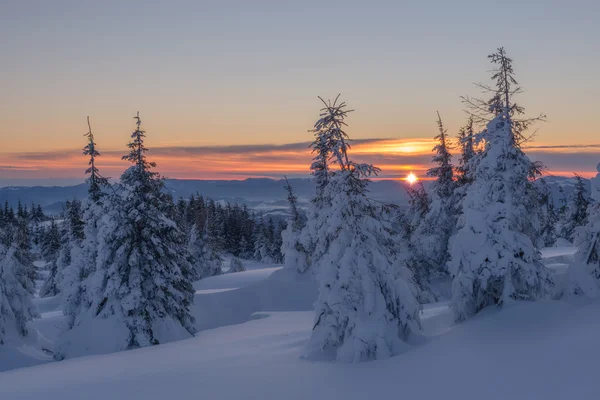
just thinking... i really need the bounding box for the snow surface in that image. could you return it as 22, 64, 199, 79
2, 247, 598, 399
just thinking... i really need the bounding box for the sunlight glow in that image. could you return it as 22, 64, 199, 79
406, 172, 418, 184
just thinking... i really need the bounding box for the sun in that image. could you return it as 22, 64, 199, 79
406, 172, 418, 184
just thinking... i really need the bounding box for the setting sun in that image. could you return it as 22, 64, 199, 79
406, 172, 418, 184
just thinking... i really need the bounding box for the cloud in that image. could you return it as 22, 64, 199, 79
1, 138, 599, 183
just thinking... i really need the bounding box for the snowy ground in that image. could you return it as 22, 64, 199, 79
1, 247, 599, 399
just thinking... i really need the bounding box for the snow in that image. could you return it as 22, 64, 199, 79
2, 295, 600, 399
540, 246, 578, 257
2, 248, 599, 398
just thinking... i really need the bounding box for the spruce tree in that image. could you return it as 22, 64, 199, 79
82, 116, 110, 202
557, 175, 590, 242
228, 257, 246, 273
57, 112, 196, 359
0, 240, 39, 345
188, 223, 223, 279
449, 48, 553, 321
281, 176, 309, 272
568, 164, 600, 296
407, 113, 456, 302
305, 96, 420, 363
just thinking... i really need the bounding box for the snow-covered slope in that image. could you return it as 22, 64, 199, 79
2, 248, 598, 399
1, 300, 599, 399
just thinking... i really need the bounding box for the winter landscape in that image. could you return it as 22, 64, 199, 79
2, 2, 600, 399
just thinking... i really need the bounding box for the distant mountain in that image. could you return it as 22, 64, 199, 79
0, 178, 416, 214
0, 176, 586, 215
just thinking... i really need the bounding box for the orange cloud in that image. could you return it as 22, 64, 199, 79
0, 138, 598, 185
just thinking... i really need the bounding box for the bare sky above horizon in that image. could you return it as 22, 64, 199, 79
1, 0, 599, 184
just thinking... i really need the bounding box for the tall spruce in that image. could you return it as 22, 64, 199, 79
449, 48, 553, 321
568, 164, 600, 296
407, 113, 456, 302
557, 175, 590, 242
281, 176, 309, 272
305, 96, 420, 363
57, 112, 196, 359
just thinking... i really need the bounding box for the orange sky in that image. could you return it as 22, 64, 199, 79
1, 136, 597, 185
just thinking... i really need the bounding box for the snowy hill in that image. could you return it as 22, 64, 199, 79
0, 178, 415, 214
2, 248, 599, 399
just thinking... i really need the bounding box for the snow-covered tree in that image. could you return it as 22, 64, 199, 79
281, 176, 309, 272
567, 164, 600, 296
557, 175, 590, 242
83, 116, 110, 202
456, 116, 477, 187
228, 257, 246, 273
305, 96, 420, 363
40, 200, 84, 298
449, 48, 553, 321
407, 114, 456, 301
57, 112, 196, 359
60, 119, 111, 333
537, 178, 558, 247
188, 223, 222, 279
0, 241, 39, 345
39, 220, 63, 298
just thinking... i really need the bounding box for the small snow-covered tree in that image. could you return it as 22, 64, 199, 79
305, 96, 420, 363
456, 116, 477, 187
557, 175, 590, 242
568, 164, 600, 296
188, 223, 222, 279
60, 118, 111, 332
449, 48, 553, 321
407, 113, 456, 301
537, 178, 558, 247
57, 112, 196, 359
281, 176, 309, 272
0, 241, 39, 345
228, 257, 246, 273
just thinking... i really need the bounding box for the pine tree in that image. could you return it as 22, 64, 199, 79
60, 120, 111, 333
281, 176, 309, 272
567, 164, 600, 296
39, 220, 62, 297
537, 178, 558, 247
57, 112, 196, 359
188, 223, 223, 278
228, 257, 246, 273
305, 96, 420, 363
449, 48, 553, 321
0, 241, 40, 345
407, 113, 456, 302
456, 116, 477, 186
557, 175, 590, 242
82, 117, 110, 202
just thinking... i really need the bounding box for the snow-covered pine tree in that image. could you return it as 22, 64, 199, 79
60, 117, 111, 333
228, 257, 246, 273
188, 223, 223, 279
568, 164, 600, 296
537, 178, 558, 247
305, 96, 420, 363
82, 116, 110, 202
58, 112, 196, 359
407, 113, 456, 301
556, 174, 590, 242
281, 176, 309, 272
40, 200, 84, 298
456, 116, 477, 187
39, 220, 63, 297
0, 239, 39, 345
449, 48, 553, 321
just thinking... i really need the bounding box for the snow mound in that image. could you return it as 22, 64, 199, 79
1, 300, 600, 399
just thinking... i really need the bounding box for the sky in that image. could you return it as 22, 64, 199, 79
1, 0, 599, 186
